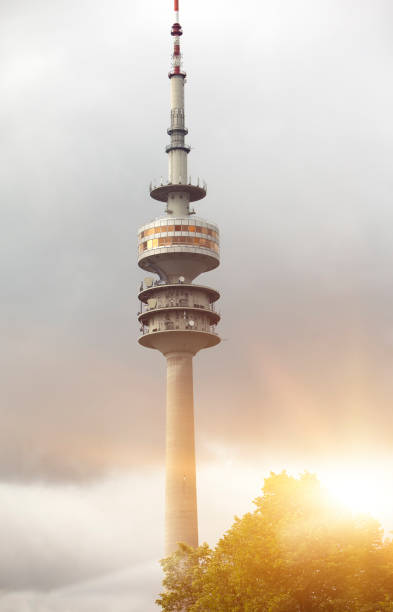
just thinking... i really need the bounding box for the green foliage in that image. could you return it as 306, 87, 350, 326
157, 472, 393, 611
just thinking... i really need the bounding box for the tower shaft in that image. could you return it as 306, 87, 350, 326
165, 352, 198, 554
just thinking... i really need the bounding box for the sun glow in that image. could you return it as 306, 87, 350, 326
198, 448, 393, 543
321, 465, 388, 517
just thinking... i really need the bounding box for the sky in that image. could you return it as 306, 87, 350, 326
1, 0, 393, 609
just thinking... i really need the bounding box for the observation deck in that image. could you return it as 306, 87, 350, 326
137, 279, 220, 355
138, 217, 219, 282
138, 281, 220, 304
138, 305, 220, 326
150, 179, 207, 203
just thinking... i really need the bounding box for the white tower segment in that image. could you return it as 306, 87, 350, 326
137, 0, 221, 556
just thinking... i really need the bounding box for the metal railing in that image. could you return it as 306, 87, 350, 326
139, 324, 218, 336
149, 177, 207, 192
140, 303, 217, 314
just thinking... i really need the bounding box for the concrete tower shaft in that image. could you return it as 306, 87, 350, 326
165, 352, 198, 552
137, 0, 220, 557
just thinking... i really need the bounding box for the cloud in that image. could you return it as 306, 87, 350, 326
0, 472, 164, 590
2, 0, 393, 603
0, 562, 161, 612
0, 0, 393, 485
0, 325, 165, 481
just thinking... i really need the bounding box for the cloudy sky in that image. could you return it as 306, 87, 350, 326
2, 0, 393, 609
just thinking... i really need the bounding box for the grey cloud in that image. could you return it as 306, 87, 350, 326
0, 474, 164, 590
1, 327, 165, 482
0, 562, 161, 611
1, 0, 393, 602
1, 0, 393, 483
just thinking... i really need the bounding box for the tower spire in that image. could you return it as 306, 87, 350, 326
171, 0, 183, 76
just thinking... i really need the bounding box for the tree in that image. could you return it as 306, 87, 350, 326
157, 472, 393, 611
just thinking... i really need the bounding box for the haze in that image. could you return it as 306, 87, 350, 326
1, 0, 393, 609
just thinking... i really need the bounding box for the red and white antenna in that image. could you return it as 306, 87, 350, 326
170, 0, 184, 76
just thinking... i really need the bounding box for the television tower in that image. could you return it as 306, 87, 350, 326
137, 0, 220, 556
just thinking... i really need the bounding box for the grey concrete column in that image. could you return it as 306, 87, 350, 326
165, 351, 198, 556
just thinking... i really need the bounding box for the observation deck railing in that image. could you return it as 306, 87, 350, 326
149, 178, 207, 192
139, 302, 218, 315
139, 324, 218, 336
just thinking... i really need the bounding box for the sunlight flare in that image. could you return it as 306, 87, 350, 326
322, 465, 388, 516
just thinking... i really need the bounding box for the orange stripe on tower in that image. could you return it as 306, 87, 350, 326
174, 0, 179, 11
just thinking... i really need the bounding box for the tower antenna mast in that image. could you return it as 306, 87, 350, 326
171, 0, 184, 77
